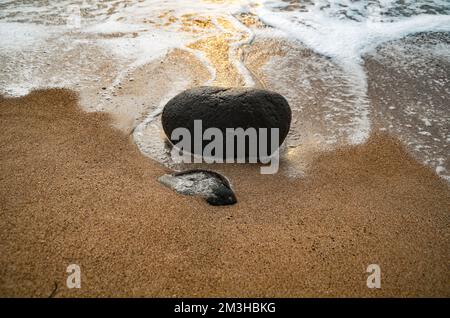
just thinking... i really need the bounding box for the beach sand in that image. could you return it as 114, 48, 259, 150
1, 89, 449, 297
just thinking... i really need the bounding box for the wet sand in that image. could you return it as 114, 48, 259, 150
366, 32, 450, 179
1, 89, 449, 297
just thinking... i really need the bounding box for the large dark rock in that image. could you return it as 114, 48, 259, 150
161, 87, 291, 160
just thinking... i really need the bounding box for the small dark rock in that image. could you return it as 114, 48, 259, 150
158, 169, 237, 206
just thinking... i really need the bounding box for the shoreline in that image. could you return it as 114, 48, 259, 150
1, 89, 449, 297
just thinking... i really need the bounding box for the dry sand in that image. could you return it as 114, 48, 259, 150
0, 89, 449, 297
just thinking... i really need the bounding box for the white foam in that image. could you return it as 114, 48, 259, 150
252, 1, 450, 144
2, 1, 450, 66
97, 30, 190, 66
0, 22, 56, 50
133, 78, 191, 165
255, 2, 450, 64
227, 13, 256, 87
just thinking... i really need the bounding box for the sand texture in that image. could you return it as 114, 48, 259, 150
0, 89, 449, 297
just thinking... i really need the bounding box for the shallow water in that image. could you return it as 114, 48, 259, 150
0, 0, 449, 180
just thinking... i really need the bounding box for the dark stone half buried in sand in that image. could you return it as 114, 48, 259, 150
158, 169, 237, 206
161, 86, 292, 159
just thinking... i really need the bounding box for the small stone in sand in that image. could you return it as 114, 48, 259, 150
158, 169, 237, 206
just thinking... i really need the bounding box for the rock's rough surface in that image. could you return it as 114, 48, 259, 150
158, 169, 237, 206
161, 87, 292, 159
